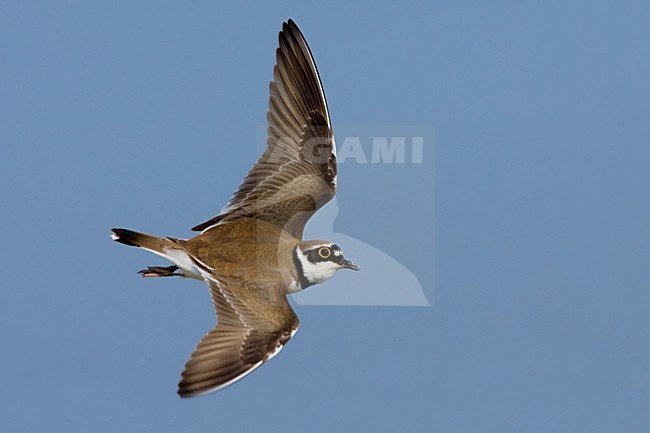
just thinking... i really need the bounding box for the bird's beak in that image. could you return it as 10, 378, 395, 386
340, 259, 360, 271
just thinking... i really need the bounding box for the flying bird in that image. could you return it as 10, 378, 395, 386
111, 19, 358, 398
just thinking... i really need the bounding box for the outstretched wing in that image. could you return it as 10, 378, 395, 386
192, 19, 336, 239
178, 274, 299, 398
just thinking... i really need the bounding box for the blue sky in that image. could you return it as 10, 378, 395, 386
2, 1, 649, 432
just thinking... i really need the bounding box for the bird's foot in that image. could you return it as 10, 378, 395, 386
138, 265, 180, 277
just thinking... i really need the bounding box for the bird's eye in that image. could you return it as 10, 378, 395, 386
318, 247, 331, 259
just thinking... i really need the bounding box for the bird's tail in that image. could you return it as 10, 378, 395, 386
111, 228, 175, 253
110, 228, 203, 280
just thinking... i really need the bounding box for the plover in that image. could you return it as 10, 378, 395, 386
111, 19, 358, 398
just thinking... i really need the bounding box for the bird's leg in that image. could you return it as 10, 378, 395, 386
138, 265, 182, 277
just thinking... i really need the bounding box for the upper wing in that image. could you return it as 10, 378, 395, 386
192, 19, 336, 239
178, 273, 299, 398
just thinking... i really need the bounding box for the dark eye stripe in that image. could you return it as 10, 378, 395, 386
306, 246, 339, 263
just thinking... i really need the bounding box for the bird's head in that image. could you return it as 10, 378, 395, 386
294, 241, 359, 286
